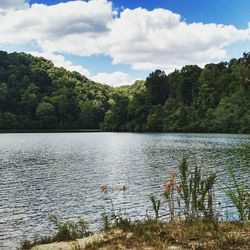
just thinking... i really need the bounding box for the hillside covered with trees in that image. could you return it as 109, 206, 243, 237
0, 50, 249, 133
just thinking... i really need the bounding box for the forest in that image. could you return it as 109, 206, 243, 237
0, 50, 249, 133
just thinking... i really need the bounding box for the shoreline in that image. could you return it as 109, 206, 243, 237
31, 233, 105, 250
0, 129, 102, 133
28, 221, 250, 250
0, 130, 249, 135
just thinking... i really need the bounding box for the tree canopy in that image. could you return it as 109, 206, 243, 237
0, 50, 249, 133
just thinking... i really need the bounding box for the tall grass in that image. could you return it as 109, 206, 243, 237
224, 164, 250, 223
48, 214, 91, 241
163, 158, 217, 222
17, 215, 91, 250
149, 194, 161, 220
163, 172, 176, 220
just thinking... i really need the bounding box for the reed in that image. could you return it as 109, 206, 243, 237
224, 164, 250, 223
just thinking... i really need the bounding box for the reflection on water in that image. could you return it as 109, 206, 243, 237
0, 133, 249, 249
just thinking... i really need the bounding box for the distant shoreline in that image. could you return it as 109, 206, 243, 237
0, 130, 249, 135
0, 129, 102, 133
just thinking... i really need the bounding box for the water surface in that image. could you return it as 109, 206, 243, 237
0, 133, 249, 249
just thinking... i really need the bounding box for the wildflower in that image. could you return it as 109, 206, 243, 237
100, 185, 108, 193
178, 184, 184, 193
163, 173, 176, 196
163, 172, 176, 221
164, 173, 175, 191
169, 172, 176, 182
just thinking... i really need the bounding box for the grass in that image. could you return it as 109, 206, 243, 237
149, 194, 161, 220
17, 215, 91, 250
224, 164, 250, 223
48, 214, 91, 241
84, 220, 250, 250
17, 157, 250, 249
174, 158, 217, 221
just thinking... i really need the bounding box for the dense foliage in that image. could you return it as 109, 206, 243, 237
0, 50, 249, 132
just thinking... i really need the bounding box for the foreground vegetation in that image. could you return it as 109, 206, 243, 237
0, 50, 249, 132
18, 159, 250, 250
82, 220, 250, 250
17, 214, 92, 249
19, 219, 250, 250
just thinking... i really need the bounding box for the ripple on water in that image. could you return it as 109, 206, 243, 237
0, 132, 249, 249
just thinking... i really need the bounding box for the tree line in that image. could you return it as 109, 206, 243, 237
0, 50, 249, 133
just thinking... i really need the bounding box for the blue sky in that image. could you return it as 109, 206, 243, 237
30, 0, 250, 28
0, 0, 250, 86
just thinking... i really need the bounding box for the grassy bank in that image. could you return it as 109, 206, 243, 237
18, 158, 250, 250
18, 218, 250, 250
83, 220, 250, 250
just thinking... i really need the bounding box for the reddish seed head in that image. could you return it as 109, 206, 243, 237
178, 184, 184, 193
100, 185, 108, 193
163, 172, 176, 195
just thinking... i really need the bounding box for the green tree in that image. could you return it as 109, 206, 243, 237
36, 102, 56, 128
177, 65, 201, 105
0, 112, 18, 129
145, 70, 169, 105
21, 84, 39, 115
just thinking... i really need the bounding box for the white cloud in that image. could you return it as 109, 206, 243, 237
91, 71, 136, 86
0, 0, 250, 77
29, 51, 91, 77
0, 0, 28, 10
29, 51, 135, 87
0, 0, 113, 55
104, 8, 250, 71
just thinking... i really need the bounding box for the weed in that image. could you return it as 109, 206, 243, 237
101, 212, 111, 231
177, 158, 217, 221
17, 215, 91, 249
48, 214, 91, 241
224, 164, 250, 223
16, 239, 32, 250
149, 194, 161, 220
113, 213, 132, 230
163, 172, 176, 220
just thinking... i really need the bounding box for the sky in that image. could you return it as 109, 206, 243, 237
0, 0, 250, 86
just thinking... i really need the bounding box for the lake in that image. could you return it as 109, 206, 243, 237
0, 133, 249, 249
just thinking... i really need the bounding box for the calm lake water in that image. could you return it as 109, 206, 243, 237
0, 133, 249, 249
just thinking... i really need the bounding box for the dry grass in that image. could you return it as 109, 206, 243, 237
83, 220, 250, 250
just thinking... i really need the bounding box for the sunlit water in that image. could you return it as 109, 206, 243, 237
0, 133, 249, 249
